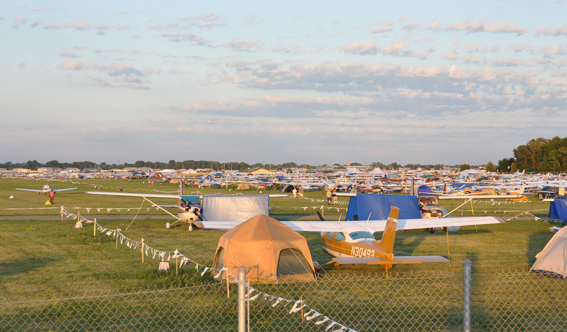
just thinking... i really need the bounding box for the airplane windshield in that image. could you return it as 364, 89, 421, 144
349, 231, 374, 240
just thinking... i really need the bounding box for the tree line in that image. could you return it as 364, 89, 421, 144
497, 136, 567, 173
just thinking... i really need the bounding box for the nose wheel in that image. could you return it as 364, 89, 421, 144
189, 224, 193, 231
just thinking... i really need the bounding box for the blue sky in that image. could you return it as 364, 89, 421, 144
2, 0, 566, 166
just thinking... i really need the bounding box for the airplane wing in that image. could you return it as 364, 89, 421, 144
437, 194, 524, 200
195, 216, 503, 232
85, 192, 288, 199
329, 256, 448, 266
16, 188, 44, 193
85, 191, 182, 199
52, 188, 77, 192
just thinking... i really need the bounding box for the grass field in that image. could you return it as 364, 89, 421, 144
1, 177, 565, 331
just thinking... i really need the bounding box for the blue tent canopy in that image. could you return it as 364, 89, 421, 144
549, 199, 567, 221
417, 185, 435, 196
345, 194, 422, 221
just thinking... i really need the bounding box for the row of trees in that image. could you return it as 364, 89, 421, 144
497, 137, 567, 173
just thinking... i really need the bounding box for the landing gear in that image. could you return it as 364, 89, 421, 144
189, 224, 193, 231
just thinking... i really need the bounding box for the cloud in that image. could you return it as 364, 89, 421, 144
45, 22, 91, 30
194, 12, 219, 22
370, 27, 393, 34
491, 58, 533, 67
59, 51, 77, 58
57, 60, 155, 89
18, 62, 26, 68
379, 20, 398, 26
425, 20, 443, 31
446, 19, 528, 34
331, 19, 340, 24
159, 32, 208, 45
221, 38, 261, 51
506, 43, 534, 53
540, 45, 564, 57
341, 42, 432, 59
534, 25, 567, 36
93, 24, 110, 30
31, 20, 42, 28
13, 16, 27, 28
132, 34, 141, 39
118, 24, 131, 30
441, 50, 458, 60
402, 23, 420, 31
460, 55, 488, 65
465, 42, 481, 53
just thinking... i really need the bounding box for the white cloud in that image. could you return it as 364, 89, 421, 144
31, 20, 42, 28
194, 12, 219, 22
465, 42, 481, 53
534, 25, 567, 36
446, 19, 528, 34
45, 22, 91, 30
441, 50, 458, 60
13, 16, 27, 28
159, 32, 208, 45
425, 20, 443, 31
506, 43, 535, 54
370, 27, 393, 34
59, 51, 77, 58
221, 38, 261, 51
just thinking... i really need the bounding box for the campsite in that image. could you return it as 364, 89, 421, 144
2, 174, 567, 330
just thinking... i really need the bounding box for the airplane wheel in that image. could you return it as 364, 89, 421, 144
189, 224, 193, 231
429, 228, 435, 233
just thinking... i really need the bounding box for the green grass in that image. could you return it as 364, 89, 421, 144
0, 176, 565, 331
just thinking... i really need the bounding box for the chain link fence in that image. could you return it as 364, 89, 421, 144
1, 270, 566, 331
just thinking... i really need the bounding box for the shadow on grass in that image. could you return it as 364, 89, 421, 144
0, 257, 60, 279
527, 231, 554, 267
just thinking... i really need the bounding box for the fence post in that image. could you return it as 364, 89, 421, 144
238, 266, 246, 332
463, 259, 472, 332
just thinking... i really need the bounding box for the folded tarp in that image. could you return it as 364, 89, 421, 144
345, 194, 421, 221
202, 195, 269, 221
549, 199, 567, 222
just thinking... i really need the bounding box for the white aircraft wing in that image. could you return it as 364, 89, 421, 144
52, 188, 77, 192
437, 194, 523, 200
85, 191, 182, 199
85, 191, 288, 199
16, 188, 44, 193
196, 216, 503, 232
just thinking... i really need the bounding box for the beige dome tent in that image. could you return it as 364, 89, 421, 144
213, 214, 315, 283
531, 226, 567, 279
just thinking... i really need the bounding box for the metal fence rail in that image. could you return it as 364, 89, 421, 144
1, 269, 566, 331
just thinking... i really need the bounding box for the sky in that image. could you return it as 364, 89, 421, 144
1, 0, 567, 166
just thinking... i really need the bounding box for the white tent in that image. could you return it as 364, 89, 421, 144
531, 226, 567, 279
369, 167, 385, 177
202, 195, 269, 221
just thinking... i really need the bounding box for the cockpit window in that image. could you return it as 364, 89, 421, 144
349, 231, 374, 240
335, 232, 345, 241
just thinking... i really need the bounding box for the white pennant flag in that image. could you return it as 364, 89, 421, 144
86, 208, 91, 213
303, 207, 307, 211
214, 267, 227, 279
200, 267, 209, 276
97, 208, 101, 212
305, 310, 320, 321
272, 297, 284, 307
107, 208, 112, 213
331, 326, 346, 332
117, 209, 121, 212
290, 300, 306, 314
316, 317, 330, 325
325, 322, 338, 331
146, 208, 150, 212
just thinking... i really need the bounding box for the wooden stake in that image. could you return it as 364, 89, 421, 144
176, 252, 178, 276
141, 238, 144, 263
93, 218, 96, 237
116, 231, 118, 249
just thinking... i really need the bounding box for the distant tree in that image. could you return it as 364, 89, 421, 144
434, 164, 444, 170
350, 162, 362, 166
45, 160, 60, 168
497, 158, 514, 173
511, 162, 518, 173
168, 160, 175, 167
460, 164, 471, 171
370, 162, 385, 169
388, 162, 400, 170
485, 161, 496, 172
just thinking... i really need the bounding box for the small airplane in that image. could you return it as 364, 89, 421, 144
16, 184, 77, 194
195, 206, 503, 269
85, 181, 288, 225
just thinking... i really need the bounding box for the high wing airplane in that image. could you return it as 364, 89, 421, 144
195, 206, 503, 269
85, 181, 288, 224
16, 184, 77, 194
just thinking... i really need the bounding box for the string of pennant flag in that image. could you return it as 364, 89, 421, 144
60, 206, 356, 332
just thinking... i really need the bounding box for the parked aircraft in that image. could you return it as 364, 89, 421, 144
16, 184, 77, 194
85, 181, 288, 225
195, 206, 503, 269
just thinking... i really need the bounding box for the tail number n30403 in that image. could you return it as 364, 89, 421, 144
351, 246, 375, 257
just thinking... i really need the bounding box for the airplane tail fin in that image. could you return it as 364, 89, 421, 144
380, 206, 399, 254
518, 184, 526, 195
